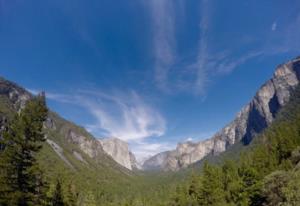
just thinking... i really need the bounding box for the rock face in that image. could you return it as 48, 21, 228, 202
67, 129, 104, 159
130, 152, 142, 170
143, 56, 300, 171
0, 77, 139, 171
98, 138, 139, 170
0, 77, 32, 111
143, 151, 178, 171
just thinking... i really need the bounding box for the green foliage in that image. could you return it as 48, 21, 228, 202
65, 183, 78, 206
51, 180, 65, 206
83, 191, 96, 206
197, 162, 226, 205
0, 94, 48, 206
261, 170, 289, 206
282, 170, 300, 205
222, 160, 246, 205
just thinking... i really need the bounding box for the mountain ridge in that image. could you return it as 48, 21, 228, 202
143, 56, 300, 171
0, 77, 138, 171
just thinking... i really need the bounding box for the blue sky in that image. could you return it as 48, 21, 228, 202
1, 0, 300, 161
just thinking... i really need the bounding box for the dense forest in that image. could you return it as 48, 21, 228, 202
1, 86, 300, 206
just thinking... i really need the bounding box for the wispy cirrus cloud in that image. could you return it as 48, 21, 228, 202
193, 0, 211, 95
80, 90, 166, 141
43, 89, 166, 142
192, 0, 262, 94
147, 0, 176, 92
146, 0, 260, 95
29, 87, 169, 160
147, 0, 300, 96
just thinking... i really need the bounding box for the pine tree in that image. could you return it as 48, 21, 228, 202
169, 184, 191, 206
197, 161, 226, 206
51, 180, 65, 206
222, 160, 245, 205
0, 94, 48, 206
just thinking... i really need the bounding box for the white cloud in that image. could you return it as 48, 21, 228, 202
147, 0, 176, 92
146, 1, 300, 96
193, 0, 211, 95
31, 88, 171, 160
130, 140, 175, 163
272, 22, 277, 31
186, 137, 194, 142
81, 91, 166, 141
45, 89, 166, 142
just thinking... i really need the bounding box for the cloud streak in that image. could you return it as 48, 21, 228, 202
147, 0, 176, 92
40, 88, 168, 160
147, 0, 300, 96
81, 90, 166, 141
193, 0, 211, 95
45, 89, 166, 142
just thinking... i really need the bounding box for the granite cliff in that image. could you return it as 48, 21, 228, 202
143, 56, 300, 171
98, 138, 140, 170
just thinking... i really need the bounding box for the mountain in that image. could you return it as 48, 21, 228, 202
0, 76, 141, 201
0, 76, 178, 206
0, 76, 139, 171
98, 138, 140, 170
143, 56, 300, 171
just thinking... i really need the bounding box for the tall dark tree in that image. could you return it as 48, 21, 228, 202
0, 94, 48, 206
51, 180, 65, 206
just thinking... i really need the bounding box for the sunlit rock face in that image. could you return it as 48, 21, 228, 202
0, 77, 32, 111
65, 133, 139, 170
130, 151, 142, 170
143, 57, 300, 171
67, 130, 104, 159
98, 138, 139, 170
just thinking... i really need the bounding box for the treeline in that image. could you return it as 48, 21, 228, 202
168, 87, 300, 206
0, 95, 85, 206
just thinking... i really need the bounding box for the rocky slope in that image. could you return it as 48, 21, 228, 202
98, 138, 140, 170
143, 56, 300, 171
0, 77, 138, 171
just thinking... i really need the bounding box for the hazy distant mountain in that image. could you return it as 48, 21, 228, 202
143, 56, 300, 171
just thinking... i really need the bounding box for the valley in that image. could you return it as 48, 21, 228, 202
1, 57, 300, 205
1, 1, 300, 205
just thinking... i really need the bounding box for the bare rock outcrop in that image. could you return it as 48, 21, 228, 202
98, 138, 139, 170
